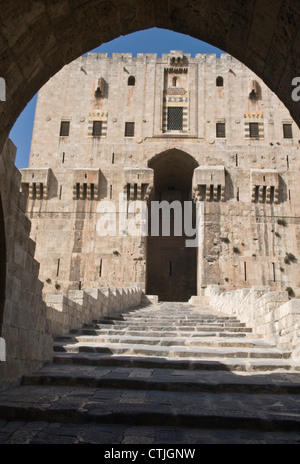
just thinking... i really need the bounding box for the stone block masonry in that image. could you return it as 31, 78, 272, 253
46, 285, 142, 336
0, 140, 53, 390
21, 51, 300, 302
205, 285, 300, 360
0, 139, 143, 389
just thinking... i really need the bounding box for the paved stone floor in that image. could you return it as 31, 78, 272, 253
1, 420, 300, 444
1, 302, 300, 445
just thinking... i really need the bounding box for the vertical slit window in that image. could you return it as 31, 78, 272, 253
244, 262, 247, 282
90, 184, 94, 201
56, 258, 60, 277
76, 183, 80, 200
262, 186, 267, 204
270, 187, 275, 204
199, 185, 206, 202
99, 259, 102, 277
83, 184, 87, 200
32, 183, 37, 200
255, 186, 260, 203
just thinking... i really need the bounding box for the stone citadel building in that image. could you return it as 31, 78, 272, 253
21, 50, 300, 302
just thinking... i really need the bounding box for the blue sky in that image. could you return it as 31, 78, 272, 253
10, 28, 223, 169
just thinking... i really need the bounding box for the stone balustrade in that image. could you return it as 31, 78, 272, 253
46, 285, 143, 336
205, 285, 300, 360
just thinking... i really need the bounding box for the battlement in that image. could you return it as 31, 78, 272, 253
84, 50, 234, 65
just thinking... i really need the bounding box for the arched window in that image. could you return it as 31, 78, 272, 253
172, 76, 178, 87
128, 76, 135, 86
216, 76, 224, 87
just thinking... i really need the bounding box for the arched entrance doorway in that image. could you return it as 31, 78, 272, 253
146, 149, 198, 302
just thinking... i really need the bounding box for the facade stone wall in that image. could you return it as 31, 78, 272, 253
22, 51, 300, 302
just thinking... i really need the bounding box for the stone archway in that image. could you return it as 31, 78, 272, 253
146, 149, 198, 301
0, 0, 300, 385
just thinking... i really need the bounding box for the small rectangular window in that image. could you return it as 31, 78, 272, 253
249, 122, 259, 139
92, 120, 103, 137
216, 122, 226, 138
60, 121, 70, 137
167, 107, 183, 131
283, 123, 293, 139
125, 122, 135, 137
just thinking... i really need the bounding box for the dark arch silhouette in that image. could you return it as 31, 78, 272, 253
0, 193, 6, 337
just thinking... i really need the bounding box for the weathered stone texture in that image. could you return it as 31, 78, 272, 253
22, 51, 300, 301
0, 139, 53, 390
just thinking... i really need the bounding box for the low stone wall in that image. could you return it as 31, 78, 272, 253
46, 285, 143, 336
205, 285, 300, 359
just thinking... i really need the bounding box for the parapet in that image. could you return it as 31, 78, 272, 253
123, 167, 154, 201
21, 168, 52, 200
192, 166, 226, 202
250, 169, 280, 204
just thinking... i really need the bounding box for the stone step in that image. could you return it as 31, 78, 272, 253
68, 328, 250, 338
0, 385, 300, 432
88, 322, 251, 332
1, 421, 300, 444
54, 334, 271, 349
52, 352, 296, 372
21, 364, 300, 394
96, 317, 246, 325
53, 340, 291, 360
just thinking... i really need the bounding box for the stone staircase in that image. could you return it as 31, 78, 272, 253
1, 301, 300, 444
